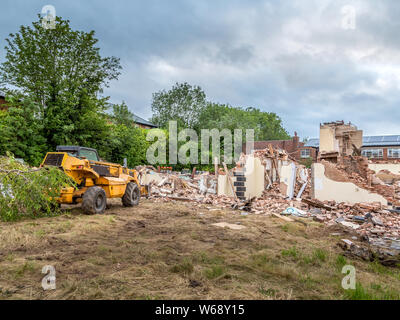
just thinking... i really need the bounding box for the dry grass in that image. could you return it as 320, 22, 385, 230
0, 199, 399, 300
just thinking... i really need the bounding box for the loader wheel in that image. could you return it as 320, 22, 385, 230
82, 186, 107, 214
122, 182, 140, 207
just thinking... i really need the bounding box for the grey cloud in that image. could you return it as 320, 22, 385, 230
0, 0, 400, 138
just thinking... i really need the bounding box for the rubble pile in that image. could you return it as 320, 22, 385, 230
322, 157, 400, 205
139, 145, 400, 260
304, 199, 400, 239
140, 171, 215, 201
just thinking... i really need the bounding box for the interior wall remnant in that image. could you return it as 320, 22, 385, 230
280, 161, 296, 199
243, 155, 264, 199
140, 172, 164, 185
312, 163, 388, 205
217, 174, 234, 197
368, 163, 400, 175
217, 155, 265, 200
319, 121, 363, 160
319, 127, 339, 154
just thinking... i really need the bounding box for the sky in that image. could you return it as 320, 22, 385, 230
1, 0, 399, 139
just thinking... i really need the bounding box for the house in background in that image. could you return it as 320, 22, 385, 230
301, 135, 400, 161
301, 138, 319, 161
242, 119, 400, 163
301, 121, 400, 162
318, 121, 363, 162
360, 135, 400, 160
133, 114, 157, 129
0, 91, 9, 110
242, 132, 318, 161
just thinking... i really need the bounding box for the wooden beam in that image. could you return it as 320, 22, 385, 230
271, 212, 294, 222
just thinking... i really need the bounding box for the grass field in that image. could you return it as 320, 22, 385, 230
0, 199, 399, 300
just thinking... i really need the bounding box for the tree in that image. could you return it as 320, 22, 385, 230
149, 83, 291, 170
96, 104, 150, 167
0, 16, 121, 150
151, 82, 206, 130
104, 124, 149, 167
198, 103, 290, 141
111, 102, 134, 127
0, 96, 47, 166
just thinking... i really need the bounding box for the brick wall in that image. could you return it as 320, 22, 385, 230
244, 135, 302, 153
135, 123, 155, 129
0, 97, 8, 110
243, 134, 319, 161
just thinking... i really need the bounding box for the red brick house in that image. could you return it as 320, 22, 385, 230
133, 114, 157, 129
243, 132, 318, 161
0, 91, 9, 111
299, 136, 400, 161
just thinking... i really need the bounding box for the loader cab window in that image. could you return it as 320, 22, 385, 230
57, 149, 78, 157
65, 151, 78, 157
79, 149, 99, 161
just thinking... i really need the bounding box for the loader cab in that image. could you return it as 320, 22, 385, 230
56, 146, 100, 162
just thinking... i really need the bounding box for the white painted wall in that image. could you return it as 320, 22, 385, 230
368, 163, 400, 175
312, 163, 388, 205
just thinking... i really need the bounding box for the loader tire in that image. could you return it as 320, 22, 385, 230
82, 186, 107, 214
122, 182, 140, 207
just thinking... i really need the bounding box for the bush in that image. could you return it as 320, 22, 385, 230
0, 154, 74, 221
298, 157, 313, 169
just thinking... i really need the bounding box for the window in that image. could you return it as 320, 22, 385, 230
388, 148, 400, 158
300, 149, 311, 158
361, 149, 383, 159
79, 149, 98, 161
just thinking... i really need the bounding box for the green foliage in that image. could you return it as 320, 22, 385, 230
0, 96, 46, 166
0, 14, 291, 178
198, 103, 290, 141
335, 255, 347, 270
204, 265, 225, 279
0, 154, 74, 221
151, 82, 206, 130
169, 258, 194, 274
0, 16, 121, 151
93, 103, 151, 167
312, 248, 328, 262
150, 82, 289, 141
149, 82, 290, 170
111, 102, 134, 127
298, 157, 313, 169
343, 282, 400, 300
104, 123, 150, 168
281, 247, 299, 259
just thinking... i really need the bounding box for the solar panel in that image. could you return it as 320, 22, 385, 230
304, 138, 319, 147
382, 135, 399, 142
302, 135, 400, 148
367, 136, 383, 143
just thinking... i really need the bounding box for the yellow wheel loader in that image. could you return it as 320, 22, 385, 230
40, 146, 148, 214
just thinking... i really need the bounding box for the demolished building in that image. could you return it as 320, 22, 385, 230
136, 120, 400, 263
318, 121, 363, 162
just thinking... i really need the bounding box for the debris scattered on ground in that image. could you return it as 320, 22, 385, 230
281, 207, 309, 218
211, 222, 246, 230
137, 143, 400, 265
